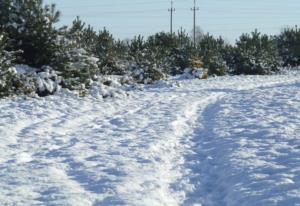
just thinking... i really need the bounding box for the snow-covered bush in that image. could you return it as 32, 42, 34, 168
181, 68, 208, 79
1, 64, 61, 98
232, 31, 281, 75
31, 66, 61, 97
57, 48, 99, 90
130, 64, 165, 84
89, 76, 130, 99
8, 65, 61, 97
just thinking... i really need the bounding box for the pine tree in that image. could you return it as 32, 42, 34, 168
0, 32, 16, 97
128, 35, 146, 65
0, 0, 61, 67
232, 30, 280, 75
66, 17, 97, 53
57, 48, 99, 90
168, 30, 195, 75
46, 17, 100, 91
277, 27, 300, 67
197, 34, 228, 75
93, 28, 123, 75
128, 35, 165, 83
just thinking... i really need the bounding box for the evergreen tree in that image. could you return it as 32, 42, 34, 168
146, 32, 176, 74
128, 35, 165, 83
66, 17, 97, 53
168, 29, 195, 75
0, 0, 61, 67
93, 28, 123, 75
145, 31, 198, 75
232, 30, 280, 75
222, 44, 236, 73
277, 27, 300, 67
57, 48, 99, 90
0, 32, 17, 97
46, 17, 101, 90
197, 34, 228, 75
146, 32, 176, 64
128, 35, 147, 66
66, 17, 86, 48
114, 39, 128, 60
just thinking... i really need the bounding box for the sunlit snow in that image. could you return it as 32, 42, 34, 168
0, 72, 300, 206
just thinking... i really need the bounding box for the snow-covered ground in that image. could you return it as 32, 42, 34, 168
0, 72, 300, 206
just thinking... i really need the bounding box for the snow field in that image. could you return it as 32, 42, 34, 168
0, 72, 300, 205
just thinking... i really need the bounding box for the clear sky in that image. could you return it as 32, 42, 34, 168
44, 0, 299, 43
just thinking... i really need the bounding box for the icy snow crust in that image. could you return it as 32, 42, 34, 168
0, 73, 300, 206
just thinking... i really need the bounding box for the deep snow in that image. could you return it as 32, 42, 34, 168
0, 72, 300, 206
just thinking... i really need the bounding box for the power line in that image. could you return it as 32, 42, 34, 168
56, 1, 168, 9
49, 0, 300, 41
62, 9, 167, 17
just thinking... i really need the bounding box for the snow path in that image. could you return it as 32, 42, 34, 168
0, 73, 300, 206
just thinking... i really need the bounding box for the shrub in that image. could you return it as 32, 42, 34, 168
131, 65, 165, 84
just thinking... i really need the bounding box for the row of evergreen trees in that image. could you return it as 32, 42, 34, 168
1, 0, 300, 97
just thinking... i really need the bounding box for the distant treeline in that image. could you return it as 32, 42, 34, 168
1, 0, 300, 97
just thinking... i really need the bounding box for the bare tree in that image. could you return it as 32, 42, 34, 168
191, 26, 205, 44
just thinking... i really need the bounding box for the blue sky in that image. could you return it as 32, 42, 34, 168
44, 0, 299, 43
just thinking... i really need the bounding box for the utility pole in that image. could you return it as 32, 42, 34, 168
168, 0, 175, 35
179, 26, 184, 46
191, 0, 199, 47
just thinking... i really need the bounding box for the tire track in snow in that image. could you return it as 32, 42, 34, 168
1, 73, 300, 206
103, 92, 226, 206
183, 97, 228, 206
183, 81, 300, 206
0, 90, 182, 205
0, 95, 151, 205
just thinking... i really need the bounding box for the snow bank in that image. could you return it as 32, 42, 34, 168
179, 68, 209, 80
14, 64, 61, 97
